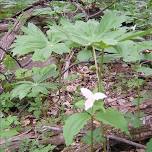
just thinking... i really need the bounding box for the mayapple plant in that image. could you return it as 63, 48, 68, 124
11, 11, 152, 100
63, 88, 128, 151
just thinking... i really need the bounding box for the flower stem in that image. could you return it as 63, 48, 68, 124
91, 115, 94, 152
98, 49, 104, 92
92, 46, 100, 91
101, 125, 107, 152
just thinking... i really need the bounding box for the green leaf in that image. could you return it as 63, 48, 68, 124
74, 100, 84, 109
63, 112, 90, 146
125, 113, 142, 128
95, 108, 128, 133
136, 66, 152, 76
12, 23, 69, 61
115, 41, 141, 62
146, 138, 152, 152
0, 129, 18, 138
32, 40, 69, 61
32, 46, 52, 61
77, 49, 92, 61
119, 28, 152, 41
52, 43, 69, 54
32, 64, 58, 82
99, 11, 127, 33
31, 84, 49, 96
11, 80, 57, 99
93, 101, 105, 113
11, 83, 32, 100
12, 23, 48, 55
82, 128, 104, 144
3, 55, 16, 69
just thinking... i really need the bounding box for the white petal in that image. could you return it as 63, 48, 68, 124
81, 88, 93, 99
85, 98, 95, 110
93, 92, 107, 100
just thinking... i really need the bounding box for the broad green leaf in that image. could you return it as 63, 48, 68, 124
146, 138, 152, 152
54, 20, 101, 46
40, 82, 58, 90
31, 85, 49, 96
142, 53, 152, 61
115, 41, 141, 62
119, 28, 152, 41
74, 100, 84, 109
15, 68, 32, 79
77, 49, 92, 61
32, 41, 69, 61
32, 43, 69, 61
12, 23, 48, 55
99, 11, 127, 33
32, 46, 52, 61
137, 41, 152, 51
82, 128, 104, 144
3, 55, 16, 69
97, 30, 125, 47
11, 80, 57, 99
95, 108, 128, 133
136, 66, 152, 76
63, 112, 90, 146
11, 83, 32, 100
47, 28, 67, 43
93, 101, 105, 113
52, 43, 69, 54
0, 129, 18, 138
32, 64, 58, 82
12, 23, 69, 61
53, 12, 150, 49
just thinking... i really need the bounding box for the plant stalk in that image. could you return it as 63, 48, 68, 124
91, 115, 94, 152
92, 46, 100, 91
136, 78, 141, 124
98, 49, 104, 92
101, 125, 107, 152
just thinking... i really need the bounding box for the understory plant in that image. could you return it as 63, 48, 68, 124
2, 8, 152, 151
63, 88, 128, 151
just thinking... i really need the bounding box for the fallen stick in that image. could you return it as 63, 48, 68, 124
107, 135, 146, 149
0, 125, 147, 151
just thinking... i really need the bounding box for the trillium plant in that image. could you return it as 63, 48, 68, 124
63, 88, 129, 152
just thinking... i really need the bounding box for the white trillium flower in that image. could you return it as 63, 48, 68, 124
80, 88, 107, 110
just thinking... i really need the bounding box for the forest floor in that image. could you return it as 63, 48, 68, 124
0, 0, 152, 152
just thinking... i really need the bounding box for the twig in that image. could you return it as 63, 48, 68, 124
71, 1, 89, 20
53, 60, 95, 82
12, 0, 49, 18
107, 135, 146, 149
63, 51, 74, 79
88, 0, 116, 18
39, 126, 63, 132
0, 46, 22, 67
0, 46, 32, 68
